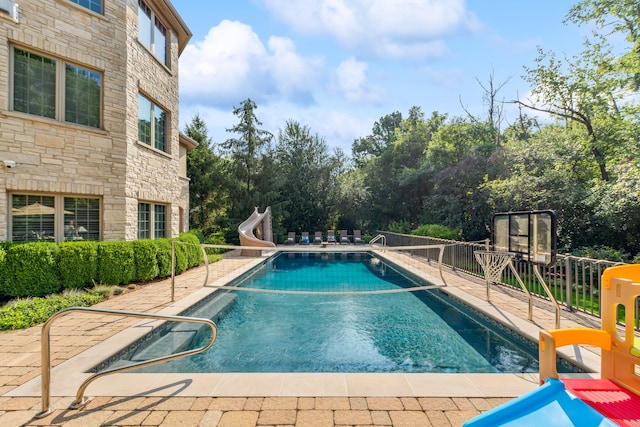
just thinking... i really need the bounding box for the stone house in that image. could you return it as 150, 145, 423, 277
0, 0, 195, 242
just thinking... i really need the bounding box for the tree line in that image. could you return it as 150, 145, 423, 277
186, 0, 640, 261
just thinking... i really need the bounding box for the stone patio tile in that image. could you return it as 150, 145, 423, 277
53, 410, 115, 427
445, 410, 480, 427
141, 410, 168, 425
151, 397, 196, 411
349, 397, 368, 410
418, 397, 457, 411
334, 409, 373, 425
209, 397, 248, 411
314, 397, 350, 410
370, 410, 392, 425
366, 397, 403, 410
103, 410, 150, 426
295, 410, 334, 427
468, 397, 509, 411
388, 410, 432, 427
258, 409, 297, 425
0, 397, 40, 410
217, 410, 259, 427
399, 397, 421, 410
297, 397, 315, 410
452, 397, 475, 411
262, 397, 298, 409
425, 410, 452, 427
198, 410, 223, 427
244, 397, 264, 411
158, 410, 205, 426
189, 397, 213, 411
0, 409, 36, 427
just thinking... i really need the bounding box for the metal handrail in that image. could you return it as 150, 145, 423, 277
36, 307, 217, 418
171, 240, 209, 301
369, 234, 387, 246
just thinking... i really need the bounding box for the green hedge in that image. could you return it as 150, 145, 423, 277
97, 242, 136, 285
0, 235, 208, 298
3, 243, 61, 298
59, 242, 98, 289
0, 247, 6, 298
154, 239, 173, 278
132, 240, 160, 281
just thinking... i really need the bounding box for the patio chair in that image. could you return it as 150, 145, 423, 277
313, 231, 323, 244
327, 230, 337, 244
353, 230, 365, 245
284, 232, 295, 245
340, 230, 351, 244
299, 232, 310, 245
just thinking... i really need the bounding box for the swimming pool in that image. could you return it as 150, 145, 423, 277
99, 252, 580, 374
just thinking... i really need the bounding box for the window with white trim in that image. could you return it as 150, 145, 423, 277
12, 47, 102, 128
138, 203, 167, 239
138, 93, 167, 152
138, 0, 167, 65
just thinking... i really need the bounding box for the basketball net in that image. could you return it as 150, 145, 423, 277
474, 251, 513, 285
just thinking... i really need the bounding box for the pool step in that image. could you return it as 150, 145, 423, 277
126, 292, 237, 363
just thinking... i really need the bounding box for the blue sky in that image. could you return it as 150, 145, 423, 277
171, 0, 593, 152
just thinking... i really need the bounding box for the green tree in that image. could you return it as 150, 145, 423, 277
273, 120, 338, 232
185, 113, 228, 235
222, 98, 273, 199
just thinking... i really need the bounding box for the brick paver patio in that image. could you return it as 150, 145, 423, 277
0, 249, 599, 426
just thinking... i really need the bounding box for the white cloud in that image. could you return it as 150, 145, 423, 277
262, 0, 474, 59
179, 20, 321, 106
333, 57, 383, 104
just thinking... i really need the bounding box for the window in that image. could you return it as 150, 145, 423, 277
138, 203, 167, 239
138, 0, 167, 65
12, 47, 102, 128
138, 93, 167, 152
11, 194, 100, 242
69, 0, 102, 14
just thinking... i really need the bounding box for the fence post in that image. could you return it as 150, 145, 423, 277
564, 254, 573, 311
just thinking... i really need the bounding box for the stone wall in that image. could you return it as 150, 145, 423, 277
0, 0, 190, 241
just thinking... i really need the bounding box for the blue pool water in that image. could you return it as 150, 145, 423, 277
103, 252, 580, 374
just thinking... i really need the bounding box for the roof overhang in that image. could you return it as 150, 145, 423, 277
154, 0, 192, 55
179, 132, 198, 151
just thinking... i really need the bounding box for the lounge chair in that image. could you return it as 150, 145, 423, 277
340, 230, 351, 245
299, 232, 310, 245
284, 232, 295, 245
327, 230, 337, 244
313, 231, 323, 244
353, 230, 365, 245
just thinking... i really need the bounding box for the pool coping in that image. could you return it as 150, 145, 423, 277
7, 249, 601, 400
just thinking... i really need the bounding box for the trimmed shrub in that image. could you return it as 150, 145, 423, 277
3, 242, 61, 298
173, 239, 188, 274
153, 239, 173, 278
97, 241, 135, 285
179, 232, 203, 268
132, 240, 160, 281
59, 242, 98, 289
188, 229, 205, 243
411, 224, 462, 240
0, 246, 6, 298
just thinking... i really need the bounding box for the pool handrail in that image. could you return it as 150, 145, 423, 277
36, 307, 217, 419
369, 234, 386, 246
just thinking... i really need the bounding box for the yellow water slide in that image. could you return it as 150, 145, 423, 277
238, 206, 276, 247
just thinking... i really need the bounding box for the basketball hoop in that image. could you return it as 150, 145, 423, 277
474, 251, 513, 285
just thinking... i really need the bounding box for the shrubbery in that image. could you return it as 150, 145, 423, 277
411, 224, 462, 240
59, 242, 98, 289
0, 234, 210, 299
3, 242, 61, 298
